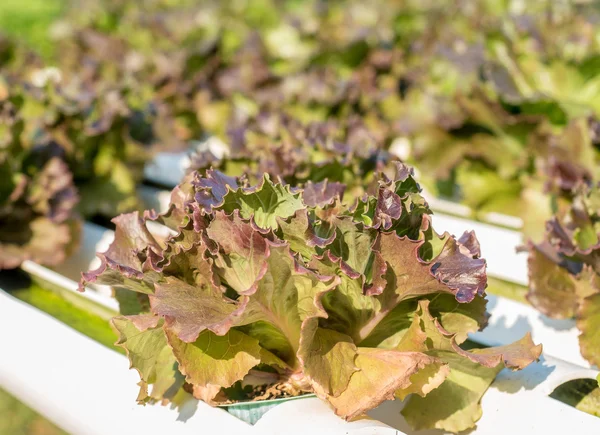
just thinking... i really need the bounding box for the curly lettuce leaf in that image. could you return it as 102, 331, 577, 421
112, 315, 184, 403
578, 293, 600, 366
399, 301, 541, 432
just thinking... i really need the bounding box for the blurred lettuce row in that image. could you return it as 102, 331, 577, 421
1, 72, 158, 218
48, 0, 410, 149
0, 62, 163, 267
81, 163, 541, 432
0, 77, 80, 269
47, 0, 600, 230
527, 183, 600, 367
476, 1, 600, 230
0, 13, 172, 219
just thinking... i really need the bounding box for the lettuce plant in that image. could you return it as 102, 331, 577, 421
189, 110, 388, 203
0, 79, 80, 269
6, 74, 157, 218
82, 163, 540, 432
527, 183, 600, 366
486, 0, 600, 121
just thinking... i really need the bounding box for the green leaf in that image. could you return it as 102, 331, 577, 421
527, 243, 580, 319
206, 210, 270, 295
278, 209, 334, 259
578, 292, 600, 367
115, 289, 150, 315
550, 378, 600, 418
111, 316, 183, 403
313, 345, 448, 421
401, 353, 500, 432
352, 234, 457, 342
328, 217, 375, 275
356, 298, 416, 348
235, 321, 295, 366
218, 174, 304, 230
150, 276, 246, 343
399, 300, 541, 432
310, 253, 379, 342
298, 320, 359, 397
165, 328, 278, 391
80, 212, 160, 294
237, 244, 337, 361
429, 293, 489, 344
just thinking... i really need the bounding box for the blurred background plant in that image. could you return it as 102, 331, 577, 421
3, 0, 600, 233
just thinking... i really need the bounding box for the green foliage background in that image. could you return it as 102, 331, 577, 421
0, 0, 64, 58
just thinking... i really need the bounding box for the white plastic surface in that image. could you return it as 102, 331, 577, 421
139, 184, 173, 213
144, 151, 189, 188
